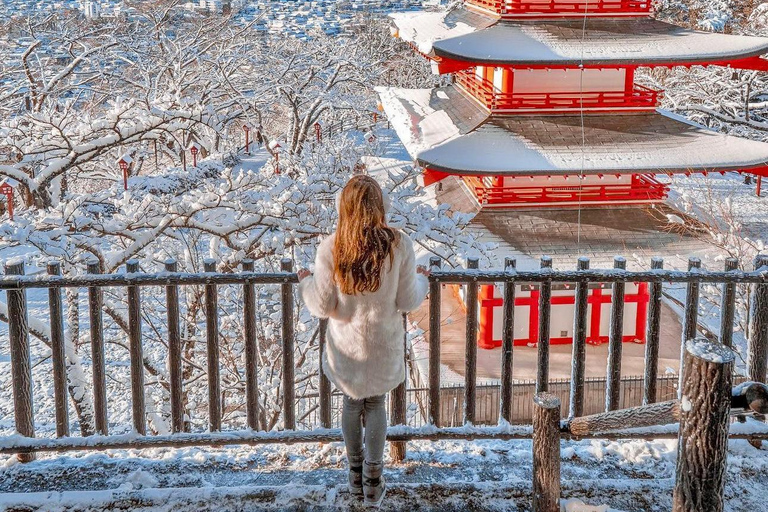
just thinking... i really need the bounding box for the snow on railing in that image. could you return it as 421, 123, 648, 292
455, 70, 661, 114
465, 0, 652, 17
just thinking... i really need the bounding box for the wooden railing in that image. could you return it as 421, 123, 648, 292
455, 71, 661, 114
465, 174, 670, 207
2, 254, 768, 508
465, 0, 652, 17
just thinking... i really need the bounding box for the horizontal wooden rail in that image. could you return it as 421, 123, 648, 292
0, 271, 298, 289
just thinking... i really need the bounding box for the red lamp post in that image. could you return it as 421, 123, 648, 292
243, 124, 251, 154
314, 122, 321, 143
1, 182, 14, 220
117, 155, 133, 191
269, 141, 282, 174
188, 142, 200, 167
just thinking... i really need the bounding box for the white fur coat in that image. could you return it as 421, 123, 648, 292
299, 232, 429, 399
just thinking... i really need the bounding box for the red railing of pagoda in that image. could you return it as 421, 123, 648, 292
465, 0, 652, 16
455, 72, 661, 113
465, 174, 670, 207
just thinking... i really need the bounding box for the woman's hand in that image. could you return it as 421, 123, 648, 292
297, 268, 312, 281
416, 265, 430, 278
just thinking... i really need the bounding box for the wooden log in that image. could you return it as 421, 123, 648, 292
719, 258, 738, 348
5, 261, 36, 462
537, 257, 553, 394
47, 262, 69, 438
748, 255, 768, 383
318, 318, 331, 429
126, 260, 146, 436
281, 258, 296, 430
390, 313, 408, 462
606, 257, 626, 412
165, 259, 184, 434
465, 257, 479, 424
568, 400, 680, 437
672, 337, 734, 512
87, 260, 108, 435
500, 257, 516, 424
679, 258, 701, 396
204, 259, 222, 432
428, 257, 442, 427
569, 257, 589, 418
643, 257, 664, 405
532, 393, 560, 512
242, 259, 260, 431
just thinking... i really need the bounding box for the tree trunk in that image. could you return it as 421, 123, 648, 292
533, 393, 560, 512
65, 289, 96, 437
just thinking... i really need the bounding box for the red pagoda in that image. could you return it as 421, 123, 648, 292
380, 2, 768, 349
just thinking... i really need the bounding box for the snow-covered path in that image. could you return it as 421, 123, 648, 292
1, 437, 767, 511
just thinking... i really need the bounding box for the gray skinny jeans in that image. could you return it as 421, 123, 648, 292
341, 394, 387, 468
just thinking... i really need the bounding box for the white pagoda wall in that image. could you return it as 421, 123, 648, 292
512, 69, 627, 94
496, 174, 632, 188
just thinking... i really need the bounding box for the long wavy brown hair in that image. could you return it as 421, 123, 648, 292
333, 176, 399, 295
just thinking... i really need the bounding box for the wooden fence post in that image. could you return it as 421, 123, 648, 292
606, 256, 626, 411
428, 256, 442, 426
748, 254, 768, 383
204, 259, 222, 432
570, 257, 589, 417
281, 258, 296, 430
533, 392, 560, 512
500, 257, 516, 423
465, 257, 479, 424
5, 260, 35, 462
318, 318, 331, 429
47, 261, 69, 438
679, 257, 701, 396
537, 257, 553, 394
126, 260, 146, 435
166, 259, 184, 434
87, 259, 108, 435
242, 259, 260, 431
672, 337, 734, 512
719, 258, 738, 349
390, 313, 408, 462
643, 257, 663, 405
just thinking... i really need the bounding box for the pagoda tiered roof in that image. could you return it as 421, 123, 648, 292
378, 86, 768, 177
392, 9, 768, 71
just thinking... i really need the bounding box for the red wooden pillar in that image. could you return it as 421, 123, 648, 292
529, 287, 540, 346
588, 286, 603, 345
635, 282, 650, 343
478, 284, 499, 349
757, 175, 762, 197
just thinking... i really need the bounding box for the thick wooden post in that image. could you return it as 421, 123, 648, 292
281, 258, 296, 430
5, 261, 35, 462
464, 257, 479, 424
165, 259, 184, 434
532, 393, 560, 512
719, 258, 739, 349
318, 318, 331, 429
748, 255, 768, 383
679, 257, 701, 395
428, 257, 442, 426
606, 256, 626, 411
537, 257, 553, 393
569, 257, 589, 418
390, 313, 408, 462
672, 337, 734, 512
47, 262, 69, 438
87, 260, 108, 435
500, 257, 516, 423
242, 259, 260, 431
204, 259, 222, 432
643, 257, 664, 405
126, 260, 146, 435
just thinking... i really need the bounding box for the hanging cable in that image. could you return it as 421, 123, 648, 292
577, 0, 590, 249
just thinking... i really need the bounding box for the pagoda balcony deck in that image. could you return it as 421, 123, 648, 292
465, 0, 652, 18
465, 174, 669, 207
455, 71, 660, 114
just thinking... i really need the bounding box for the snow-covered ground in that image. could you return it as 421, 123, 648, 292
0, 436, 766, 511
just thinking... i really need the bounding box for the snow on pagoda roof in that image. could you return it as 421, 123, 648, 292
389, 9, 494, 54
378, 86, 768, 176
392, 9, 768, 68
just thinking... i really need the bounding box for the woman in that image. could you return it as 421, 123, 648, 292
298, 175, 429, 507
